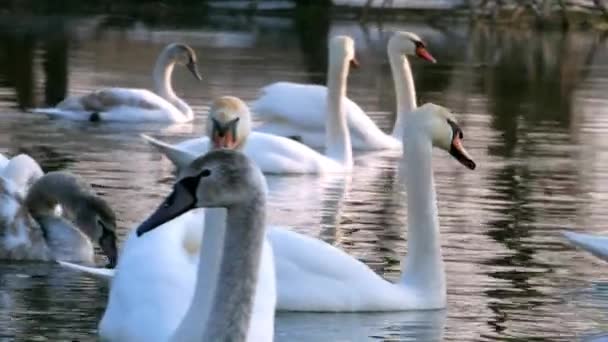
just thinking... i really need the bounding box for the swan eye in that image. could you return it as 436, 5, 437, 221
414, 40, 425, 48
200, 169, 211, 177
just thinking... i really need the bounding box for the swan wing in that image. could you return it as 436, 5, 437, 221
252, 82, 364, 130
268, 228, 401, 311
141, 134, 207, 169
563, 231, 608, 262
141, 131, 337, 174
252, 82, 398, 150
99, 211, 202, 342
57, 261, 114, 280
33, 88, 184, 122
0, 154, 43, 194
0, 153, 9, 171
243, 132, 340, 174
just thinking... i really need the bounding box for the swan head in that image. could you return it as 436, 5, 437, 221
206, 96, 252, 150
75, 196, 118, 268
136, 150, 264, 236
406, 103, 476, 170
329, 35, 359, 69
165, 43, 203, 81
388, 31, 436, 63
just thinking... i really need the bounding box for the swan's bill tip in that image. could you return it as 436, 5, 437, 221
187, 62, 203, 81
416, 47, 436, 63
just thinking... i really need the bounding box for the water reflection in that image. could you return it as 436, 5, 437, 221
0, 10, 607, 342
275, 310, 446, 341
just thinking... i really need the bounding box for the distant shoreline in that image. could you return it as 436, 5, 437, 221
1, 0, 607, 30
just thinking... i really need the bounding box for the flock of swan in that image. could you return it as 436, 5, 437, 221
0, 30, 603, 341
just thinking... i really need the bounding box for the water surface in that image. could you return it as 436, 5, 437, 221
1, 13, 608, 342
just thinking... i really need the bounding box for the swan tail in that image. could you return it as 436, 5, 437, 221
140, 134, 197, 169
562, 231, 608, 262
30, 108, 90, 121
57, 260, 114, 281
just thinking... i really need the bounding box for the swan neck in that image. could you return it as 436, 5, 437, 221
24, 173, 95, 238
389, 51, 417, 139
202, 196, 266, 341
325, 57, 352, 167
171, 208, 226, 341
153, 54, 192, 118
400, 131, 444, 291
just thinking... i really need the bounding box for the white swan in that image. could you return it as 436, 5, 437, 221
252, 31, 436, 151
0, 154, 117, 266
62, 103, 475, 312
563, 231, 608, 262
98, 151, 276, 342
32, 43, 201, 123
141, 36, 357, 174
0, 153, 8, 170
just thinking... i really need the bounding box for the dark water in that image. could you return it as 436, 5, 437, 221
0, 11, 608, 342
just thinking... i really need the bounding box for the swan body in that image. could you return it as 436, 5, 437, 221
63, 103, 475, 313
252, 31, 436, 151
142, 36, 357, 174
100, 151, 275, 341
253, 82, 402, 150
563, 231, 608, 262
99, 212, 275, 342
32, 43, 201, 123
0, 154, 117, 266
141, 131, 344, 174
142, 46, 357, 175
0, 153, 8, 170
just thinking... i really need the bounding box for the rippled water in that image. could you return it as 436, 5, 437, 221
1, 11, 608, 342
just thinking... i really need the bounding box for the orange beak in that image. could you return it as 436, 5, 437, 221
212, 131, 238, 149
350, 57, 360, 69
449, 134, 475, 170
210, 117, 240, 149
415, 46, 436, 63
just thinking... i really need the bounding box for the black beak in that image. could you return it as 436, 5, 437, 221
187, 61, 203, 81
449, 134, 476, 170
136, 177, 199, 237
98, 223, 117, 269
446, 119, 475, 170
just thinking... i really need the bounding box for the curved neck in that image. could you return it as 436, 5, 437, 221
172, 197, 266, 341
399, 129, 444, 293
389, 50, 417, 139
202, 199, 266, 341
153, 55, 192, 119
25, 173, 91, 220
171, 208, 226, 341
325, 58, 352, 168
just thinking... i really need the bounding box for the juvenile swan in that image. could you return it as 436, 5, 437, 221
32, 43, 202, 123
99, 150, 275, 341
0, 158, 118, 267
252, 31, 436, 151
